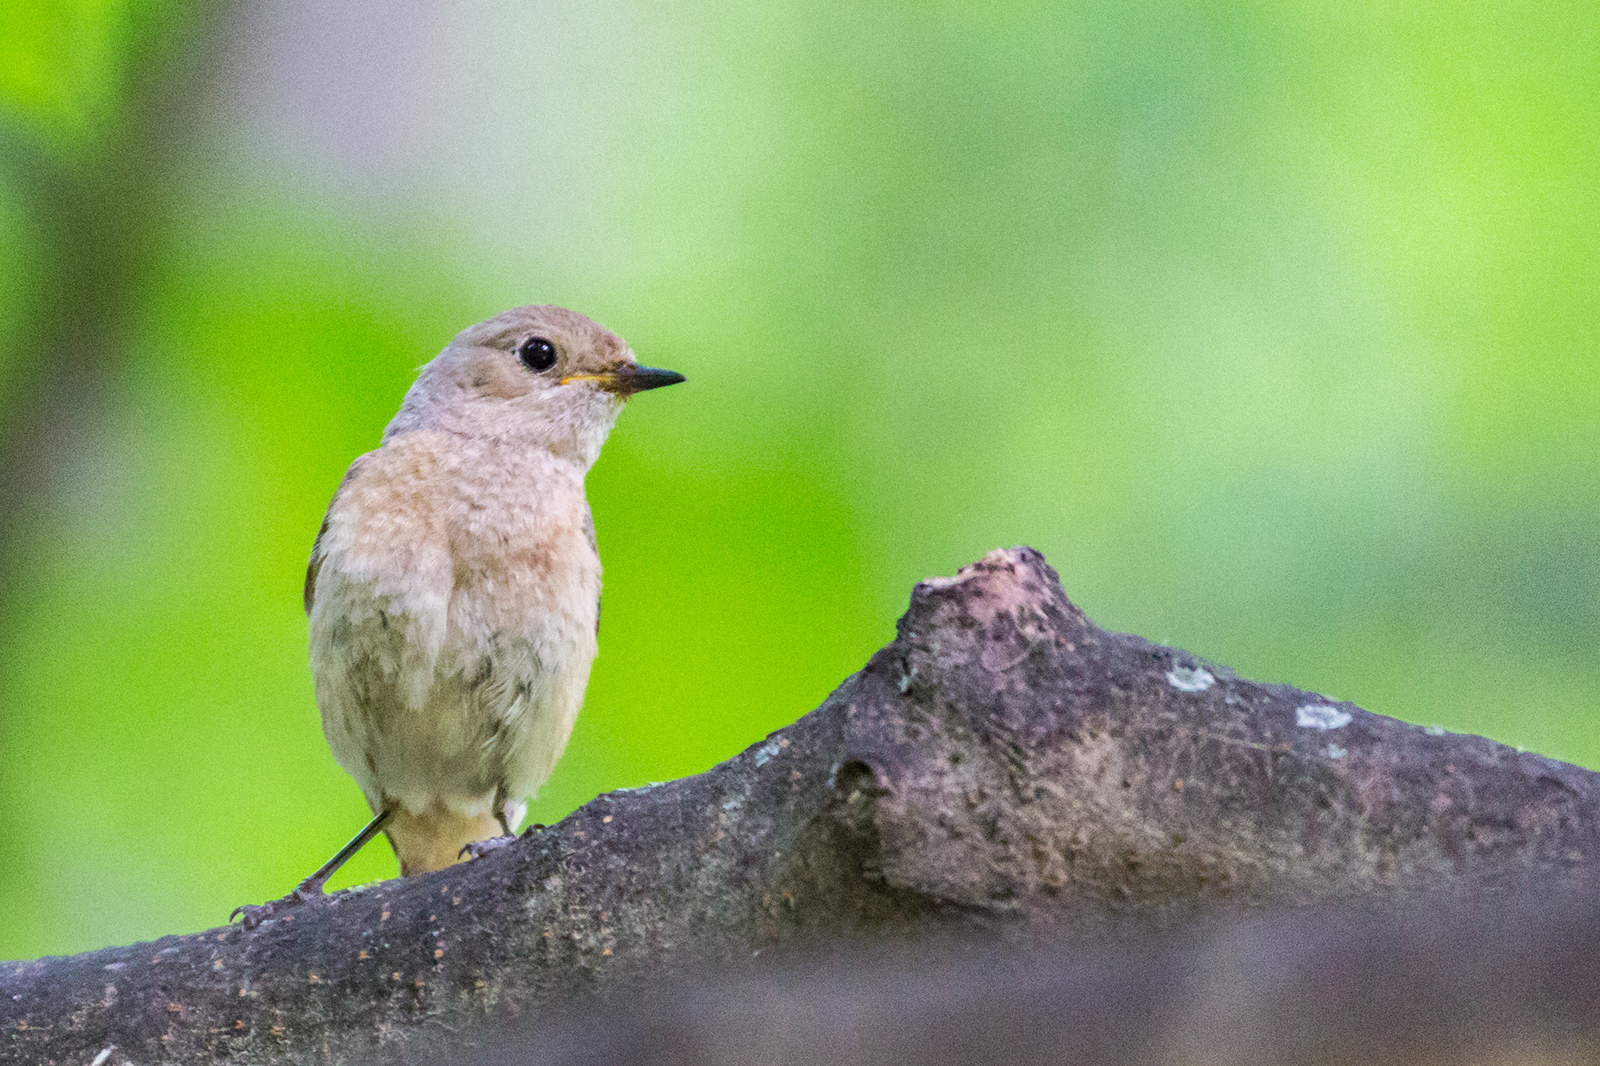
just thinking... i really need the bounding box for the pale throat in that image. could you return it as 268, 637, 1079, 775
531, 393, 625, 470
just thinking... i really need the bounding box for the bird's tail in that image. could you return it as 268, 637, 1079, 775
383, 807, 505, 876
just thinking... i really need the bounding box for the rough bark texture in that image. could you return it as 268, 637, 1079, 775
4, 547, 1598, 1064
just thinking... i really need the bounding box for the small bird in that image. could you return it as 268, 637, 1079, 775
235, 305, 682, 926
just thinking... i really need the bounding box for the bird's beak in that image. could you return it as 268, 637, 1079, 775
560, 364, 685, 396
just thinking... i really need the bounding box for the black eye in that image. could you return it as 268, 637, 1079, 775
518, 336, 558, 372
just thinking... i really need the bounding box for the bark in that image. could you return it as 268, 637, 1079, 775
4, 547, 1598, 1065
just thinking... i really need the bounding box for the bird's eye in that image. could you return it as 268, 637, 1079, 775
518, 336, 558, 372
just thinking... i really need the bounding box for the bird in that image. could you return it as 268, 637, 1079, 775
234, 305, 683, 926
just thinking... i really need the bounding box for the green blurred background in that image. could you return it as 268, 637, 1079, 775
1, 0, 1595, 960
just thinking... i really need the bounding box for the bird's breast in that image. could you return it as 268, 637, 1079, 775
441, 449, 600, 639
313, 433, 601, 694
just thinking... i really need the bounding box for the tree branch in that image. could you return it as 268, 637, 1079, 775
5, 547, 1597, 1064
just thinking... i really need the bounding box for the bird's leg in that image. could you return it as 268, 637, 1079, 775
232, 808, 393, 929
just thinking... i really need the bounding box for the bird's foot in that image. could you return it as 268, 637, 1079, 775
459, 834, 518, 861
231, 879, 326, 930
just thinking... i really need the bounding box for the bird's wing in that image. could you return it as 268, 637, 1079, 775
305, 453, 372, 616
583, 500, 601, 637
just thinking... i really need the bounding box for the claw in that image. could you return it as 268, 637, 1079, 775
231, 883, 322, 930
233, 809, 394, 929
459, 834, 517, 861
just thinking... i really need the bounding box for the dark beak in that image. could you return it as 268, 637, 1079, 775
562, 364, 686, 396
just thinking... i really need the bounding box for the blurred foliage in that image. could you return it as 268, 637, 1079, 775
0, 0, 1596, 959
1, 0, 131, 147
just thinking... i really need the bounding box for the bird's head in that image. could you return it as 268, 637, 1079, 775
384, 305, 683, 466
